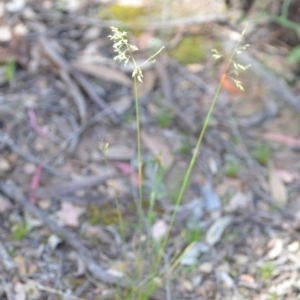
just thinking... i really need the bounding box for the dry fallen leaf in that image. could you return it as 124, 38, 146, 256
14, 282, 26, 300
269, 168, 287, 207
206, 216, 232, 246
14, 256, 27, 276
72, 61, 131, 86
276, 169, 297, 183
220, 63, 241, 94
58, 202, 84, 227
239, 274, 255, 284
151, 219, 167, 241
268, 238, 284, 260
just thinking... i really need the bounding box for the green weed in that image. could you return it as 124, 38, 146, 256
107, 25, 250, 299
179, 140, 190, 155
182, 226, 204, 244
252, 144, 271, 165
224, 155, 240, 177
260, 261, 273, 280
170, 36, 205, 65
4, 57, 15, 82
11, 222, 27, 241
156, 105, 173, 128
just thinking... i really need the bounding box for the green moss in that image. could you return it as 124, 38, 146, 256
4, 57, 15, 82
179, 140, 190, 155
182, 226, 204, 243
221, 189, 235, 203
156, 105, 173, 128
10, 222, 27, 241
224, 156, 240, 177
109, 5, 146, 22
86, 203, 120, 225
252, 144, 271, 166
169, 36, 205, 65
259, 262, 273, 280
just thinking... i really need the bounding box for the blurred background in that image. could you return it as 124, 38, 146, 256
0, 0, 300, 299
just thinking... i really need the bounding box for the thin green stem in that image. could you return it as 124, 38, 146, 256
139, 46, 165, 68
133, 74, 144, 299
153, 37, 242, 274
133, 75, 143, 212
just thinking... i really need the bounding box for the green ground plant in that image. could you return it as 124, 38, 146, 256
11, 222, 27, 241
252, 143, 271, 166
108, 25, 250, 299
156, 105, 174, 128
260, 261, 274, 280
4, 57, 16, 83
224, 154, 240, 177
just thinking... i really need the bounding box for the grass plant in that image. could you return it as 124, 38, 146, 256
108, 25, 250, 299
